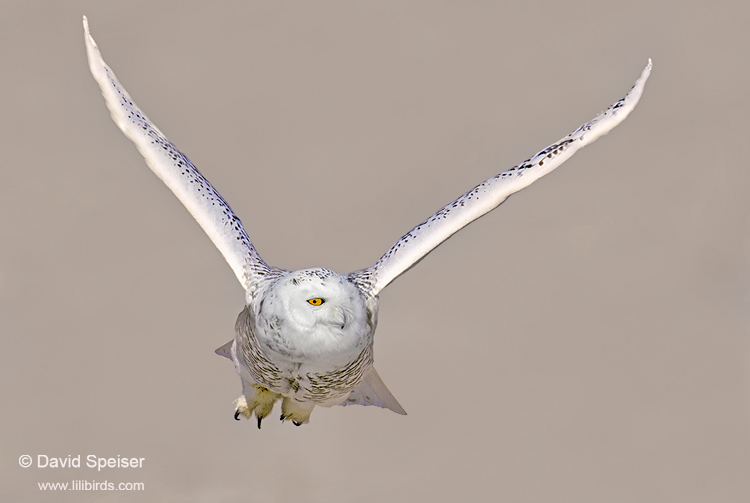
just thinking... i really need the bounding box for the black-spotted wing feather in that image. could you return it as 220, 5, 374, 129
351, 60, 652, 296
84, 17, 272, 291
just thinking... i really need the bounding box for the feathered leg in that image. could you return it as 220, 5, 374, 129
234, 384, 281, 429
280, 397, 315, 426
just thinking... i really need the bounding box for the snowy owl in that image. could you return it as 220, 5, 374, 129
83, 17, 651, 427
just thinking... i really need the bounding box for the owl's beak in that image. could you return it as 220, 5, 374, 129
326, 306, 348, 330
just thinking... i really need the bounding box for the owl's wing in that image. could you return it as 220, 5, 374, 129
349, 60, 651, 297
83, 17, 273, 291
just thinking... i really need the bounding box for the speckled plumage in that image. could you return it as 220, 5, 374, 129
84, 17, 650, 427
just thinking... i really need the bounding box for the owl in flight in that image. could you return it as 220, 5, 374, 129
83, 17, 651, 427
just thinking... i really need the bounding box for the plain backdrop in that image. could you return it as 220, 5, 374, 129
1, 1, 748, 501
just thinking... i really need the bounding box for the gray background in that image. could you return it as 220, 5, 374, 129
1, 1, 748, 501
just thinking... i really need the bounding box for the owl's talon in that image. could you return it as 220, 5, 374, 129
257, 416, 263, 429
280, 397, 313, 425
234, 410, 241, 421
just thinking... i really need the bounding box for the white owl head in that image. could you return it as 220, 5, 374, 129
258, 269, 371, 359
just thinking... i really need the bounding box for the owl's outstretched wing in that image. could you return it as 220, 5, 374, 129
84, 17, 273, 290
350, 60, 651, 297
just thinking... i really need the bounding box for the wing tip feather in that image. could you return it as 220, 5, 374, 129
82, 15, 92, 45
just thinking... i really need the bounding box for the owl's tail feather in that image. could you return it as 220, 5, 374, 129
215, 340, 233, 359
339, 367, 407, 415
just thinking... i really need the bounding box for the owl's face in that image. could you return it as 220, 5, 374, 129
256, 269, 372, 362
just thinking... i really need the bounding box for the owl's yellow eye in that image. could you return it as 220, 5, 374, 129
307, 298, 324, 306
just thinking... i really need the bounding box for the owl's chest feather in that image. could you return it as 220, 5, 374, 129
236, 306, 374, 404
